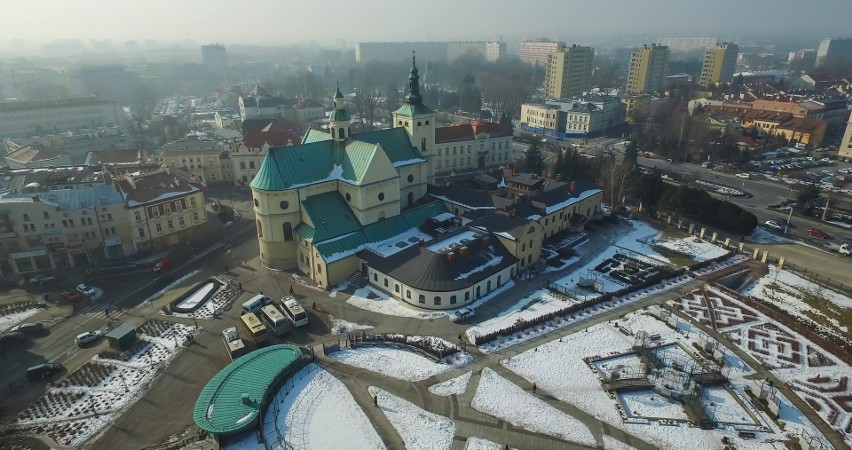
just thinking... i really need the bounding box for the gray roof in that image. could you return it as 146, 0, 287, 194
0, 184, 125, 210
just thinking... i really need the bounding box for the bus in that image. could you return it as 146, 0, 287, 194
280, 297, 309, 327
240, 312, 269, 344
259, 304, 289, 336
222, 327, 247, 360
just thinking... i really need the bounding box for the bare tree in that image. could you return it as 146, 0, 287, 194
598, 156, 633, 208
352, 84, 383, 131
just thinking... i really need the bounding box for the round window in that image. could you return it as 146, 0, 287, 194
378, 192, 385, 201
407, 174, 414, 183
253, 198, 259, 207
279, 200, 289, 210
345, 192, 352, 202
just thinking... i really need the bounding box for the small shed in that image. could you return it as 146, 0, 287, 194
106, 323, 137, 352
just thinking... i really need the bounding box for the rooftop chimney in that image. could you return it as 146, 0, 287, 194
459, 246, 468, 256
570, 181, 576, 193
447, 252, 455, 262
418, 238, 425, 246
541, 170, 548, 179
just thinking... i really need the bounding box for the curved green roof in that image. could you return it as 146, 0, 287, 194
193, 344, 302, 436
329, 109, 351, 122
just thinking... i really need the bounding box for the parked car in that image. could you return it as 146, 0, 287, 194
449, 308, 475, 323
764, 220, 783, 230
808, 228, 829, 239
75, 330, 103, 346
0, 331, 28, 345
11, 322, 44, 335
29, 274, 57, 284
76, 283, 102, 300
26, 363, 63, 381
61, 290, 83, 302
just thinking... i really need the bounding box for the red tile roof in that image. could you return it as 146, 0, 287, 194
435, 121, 513, 144
243, 118, 303, 148
114, 168, 204, 207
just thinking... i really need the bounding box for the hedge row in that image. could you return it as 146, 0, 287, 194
351, 332, 461, 359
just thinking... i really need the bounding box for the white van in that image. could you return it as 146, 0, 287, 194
241, 294, 272, 314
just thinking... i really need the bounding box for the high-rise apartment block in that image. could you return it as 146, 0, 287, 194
202, 44, 228, 77
545, 45, 594, 99
519, 39, 566, 66
700, 42, 739, 86
815, 37, 852, 68
626, 44, 669, 94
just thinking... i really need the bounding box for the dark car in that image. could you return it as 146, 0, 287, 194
0, 331, 28, 345
26, 363, 63, 381
11, 322, 44, 335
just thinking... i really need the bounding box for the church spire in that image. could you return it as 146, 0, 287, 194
404, 52, 423, 105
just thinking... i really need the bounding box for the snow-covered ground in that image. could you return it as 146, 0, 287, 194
174, 281, 217, 309
702, 386, 754, 425
345, 281, 514, 319
141, 269, 201, 304
328, 315, 374, 334
471, 368, 596, 446
618, 390, 689, 420
467, 272, 693, 353
463, 437, 506, 450
501, 311, 821, 450
655, 236, 730, 262
369, 386, 455, 450
429, 372, 472, 397
602, 435, 637, 450
0, 307, 43, 332
13, 322, 198, 447
329, 346, 470, 382
741, 265, 851, 338
225, 364, 385, 450
164, 280, 241, 320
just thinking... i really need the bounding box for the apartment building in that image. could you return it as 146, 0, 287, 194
545, 45, 594, 99
433, 121, 514, 175
520, 95, 625, 137
160, 137, 229, 185
815, 37, 852, 68
700, 42, 739, 86
626, 44, 670, 95
0, 96, 120, 139
519, 39, 566, 66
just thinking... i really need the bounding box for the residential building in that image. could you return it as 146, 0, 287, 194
545, 45, 594, 99
0, 186, 130, 276
0, 165, 109, 192
0, 96, 121, 139
160, 137, 228, 185
815, 37, 852, 68
201, 44, 228, 77
238, 84, 290, 121
112, 167, 208, 252
791, 73, 838, 91
355, 41, 505, 63
621, 93, 652, 123
2, 126, 136, 164
433, 121, 513, 175
698, 105, 826, 146
250, 58, 603, 298
657, 36, 716, 54
700, 43, 739, 86
520, 95, 625, 137
519, 39, 566, 66
356, 42, 448, 63
626, 44, 669, 95
788, 49, 816, 67
839, 114, 852, 160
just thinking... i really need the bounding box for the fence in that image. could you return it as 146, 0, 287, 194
320, 332, 462, 361
257, 353, 316, 450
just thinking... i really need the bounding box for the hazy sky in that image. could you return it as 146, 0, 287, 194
5, 0, 849, 46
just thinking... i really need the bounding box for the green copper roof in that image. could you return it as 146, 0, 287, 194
301, 128, 331, 144
362, 214, 410, 242
193, 345, 302, 436
393, 103, 433, 117
334, 85, 344, 99
315, 231, 366, 263
301, 191, 362, 242
400, 201, 451, 226
354, 127, 425, 166
329, 109, 351, 122
295, 223, 315, 242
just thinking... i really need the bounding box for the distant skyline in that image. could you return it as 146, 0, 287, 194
4, 0, 849, 48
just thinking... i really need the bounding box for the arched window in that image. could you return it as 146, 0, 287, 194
338, 128, 344, 139
283, 222, 293, 241
256, 220, 263, 237
407, 191, 414, 206
417, 121, 422, 126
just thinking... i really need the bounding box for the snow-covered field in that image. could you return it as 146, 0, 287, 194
13, 322, 198, 447
429, 372, 472, 397
618, 390, 688, 420
500, 311, 822, 449
742, 265, 851, 338
655, 236, 730, 262
329, 346, 469, 382
0, 307, 43, 332
702, 386, 754, 425
345, 281, 515, 319
225, 364, 385, 450
328, 315, 374, 334
369, 386, 455, 450
471, 368, 596, 446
